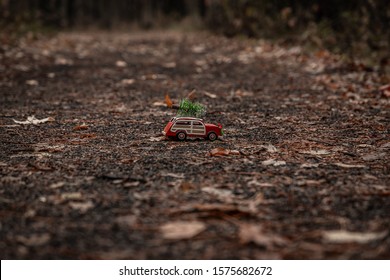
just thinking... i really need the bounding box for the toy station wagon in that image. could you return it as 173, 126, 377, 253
163, 117, 223, 141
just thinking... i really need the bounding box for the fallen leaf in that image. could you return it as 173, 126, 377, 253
149, 136, 165, 142
257, 144, 278, 153
262, 159, 286, 166
247, 179, 273, 188
152, 101, 166, 107
192, 45, 205, 53
121, 79, 135, 85
141, 74, 167, 80
171, 203, 252, 216
334, 163, 366, 168
73, 123, 88, 130
160, 221, 206, 240
115, 215, 137, 228
16, 233, 51, 246
123, 181, 140, 188
209, 147, 240, 156
165, 94, 173, 108
235, 89, 253, 97
26, 80, 39, 86
55, 57, 73, 65
362, 152, 387, 161
202, 187, 234, 201
323, 230, 387, 244
179, 181, 197, 192
60, 192, 83, 201
49, 182, 66, 189
69, 200, 94, 213
13, 116, 55, 125
115, 60, 127, 67
239, 224, 287, 248
161, 173, 185, 179
296, 179, 326, 186
300, 149, 330, 155
187, 89, 197, 101
203, 91, 217, 99
300, 163, 320, 168
162, 62, 176, 68
379, 84, 390, 97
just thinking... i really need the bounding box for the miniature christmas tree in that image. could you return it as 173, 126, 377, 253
176, 98, 206, 118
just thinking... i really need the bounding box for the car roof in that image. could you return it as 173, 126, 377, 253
172, 117, 203, 121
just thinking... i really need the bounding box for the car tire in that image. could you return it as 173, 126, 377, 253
176, 131, 187, 141
208, 132, 217, 141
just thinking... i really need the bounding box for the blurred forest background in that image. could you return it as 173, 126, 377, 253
1, 0, 389, 65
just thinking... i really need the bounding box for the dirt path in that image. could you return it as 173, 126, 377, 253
0, 31, 389, 259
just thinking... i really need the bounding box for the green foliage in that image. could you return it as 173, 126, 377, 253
176, 99, 206, 118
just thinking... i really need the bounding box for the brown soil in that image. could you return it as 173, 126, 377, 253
0, 31, 389, 259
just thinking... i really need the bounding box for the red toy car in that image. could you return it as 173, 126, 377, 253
163, 117, 223, 141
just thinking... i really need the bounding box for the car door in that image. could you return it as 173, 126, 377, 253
172, 120, 191, 133
191, 120, 206, 136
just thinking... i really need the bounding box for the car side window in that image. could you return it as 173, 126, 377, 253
192, 121, 203, 126
175, 121, 190, 125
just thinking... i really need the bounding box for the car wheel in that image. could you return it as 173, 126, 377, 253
176, 131, 187, 141
208, 132, 217, 141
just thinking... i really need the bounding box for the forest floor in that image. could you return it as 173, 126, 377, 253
0, 31, 389, 259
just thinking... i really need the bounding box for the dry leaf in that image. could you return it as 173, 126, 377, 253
49, 182, 66, 189
323, 230, 387, 244
300, 149, 330, 155
187, 89, 197, 101
262, 144, 278, 153
262, 159, 286, 166
209, 147, 240, 156
73, 123, 88, 130
179, 181, 196, 192
379, 84, 390, 97
239, 224, 286, 248
121, 79, 135, 85
149, 136, 164, 142
248, 179, 273, 188
202, 187, 234, 201
160, 221, 206, 240
300, 163, 320, 168
165, 94, 173, 108
16, 233, 51, 246
26, 79, 39, 86
296, 179, 326, 186
162, 62, 176, 68
203, 91, 217, 99
235, 89, 253, 97
152, 101, 166, 107
192, 45, 205, 53
161, 173, 185, 179
115, 215, 137, 228
13, 116, 55, 125
334, 163, 366, 168
171, 203, 252, 215
123, 181, 140, 188
115, 60, 127, 67
55, 57, 73, 65
69, 200, 94, 213
60, 192, 83, 201
362, 152, 386, 161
